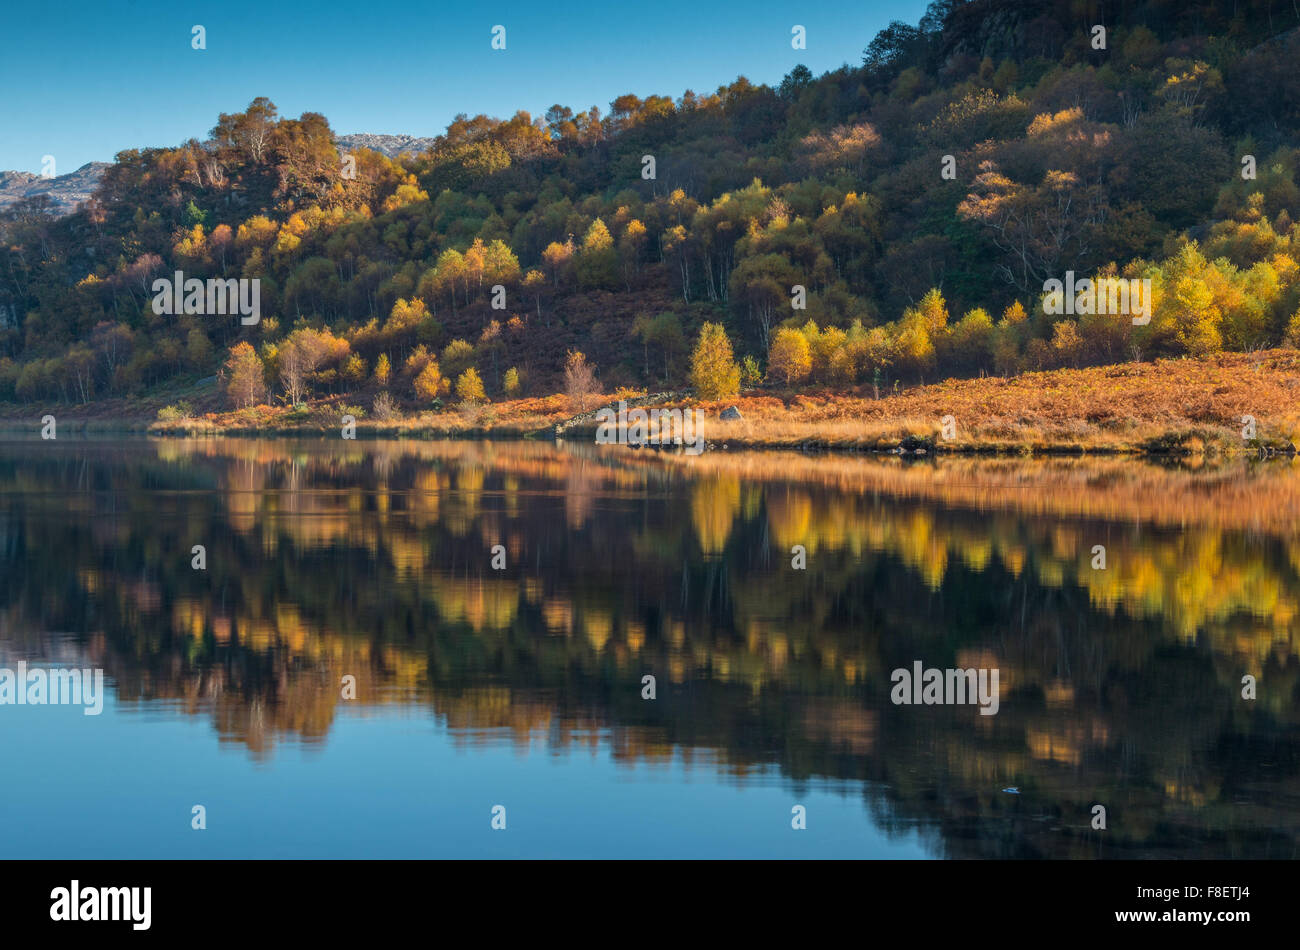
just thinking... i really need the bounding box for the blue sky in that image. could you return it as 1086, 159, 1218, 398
0, 0, 927, 174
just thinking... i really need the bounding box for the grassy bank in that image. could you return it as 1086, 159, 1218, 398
533, 351, 1297, 456
667, 350, 1300, 456
3, 351, 1299, 455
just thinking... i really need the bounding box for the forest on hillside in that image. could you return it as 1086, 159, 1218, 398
3, 0, 1300, 413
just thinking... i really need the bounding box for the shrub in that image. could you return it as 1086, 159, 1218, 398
156, 401, 193, 422
372, 391, 398, 420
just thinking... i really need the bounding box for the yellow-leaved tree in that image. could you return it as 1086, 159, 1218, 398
223, 342, 266, 408
767, 327, 812, 385
503, 367, 521, 396
456, 367, 486, 403
690, 322, 741, 399
414, 361, 446, 401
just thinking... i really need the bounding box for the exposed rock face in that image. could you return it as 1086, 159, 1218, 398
941, 0, 1057, 63
719, 406, 743, 420
0, 162, 111, 214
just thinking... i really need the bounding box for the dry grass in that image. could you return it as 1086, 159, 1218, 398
105, 349, 1300, 454
150, 393, 573, 437
676, 350, 1300, 454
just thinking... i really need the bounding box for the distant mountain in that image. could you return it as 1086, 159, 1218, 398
0, 162, 111, 214
334, 133, 437, 158
0, 135, 433, 216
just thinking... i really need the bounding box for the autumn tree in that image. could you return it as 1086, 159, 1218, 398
563, 350, 601, 412
223, 342, 266, 408
893, 312, 936, 380
542, 237, 575, 288
441, 339, 476, 380
797, 122, 880, 175
456, 367, 486, 403
943, 308, 995, 375
576, 218, 618, 290
483, 239, 521, 286
414, 360, 446, 401
1051, 320, 1083, 367
767, 327, 812, 385
211, 97, 278, 165
278, 327, 333, 406
958, 160, 1105, 296
342, 353, 366, 386
690, 322, 741, 399
619, 219, 647, 289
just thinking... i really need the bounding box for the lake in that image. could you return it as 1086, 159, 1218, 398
0, 438, 1296, 858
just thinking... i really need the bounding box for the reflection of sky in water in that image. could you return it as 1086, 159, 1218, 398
0, 692, 929, 858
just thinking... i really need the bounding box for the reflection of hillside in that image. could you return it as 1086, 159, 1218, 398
745, 491, 1300, 655
656, 450, 1300, 536
0, 440, 1296, 857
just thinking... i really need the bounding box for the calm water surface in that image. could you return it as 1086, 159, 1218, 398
1, 438, 1297, 858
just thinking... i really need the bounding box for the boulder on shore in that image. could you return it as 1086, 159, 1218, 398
719, 406, 743, 421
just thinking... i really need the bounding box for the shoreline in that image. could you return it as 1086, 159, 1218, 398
0, 418, 1294, 459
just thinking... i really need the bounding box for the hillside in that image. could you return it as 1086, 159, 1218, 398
2, 0, 1300, 418
0, 136, 435, 216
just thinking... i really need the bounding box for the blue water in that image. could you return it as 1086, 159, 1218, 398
1, 691, 928, 858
